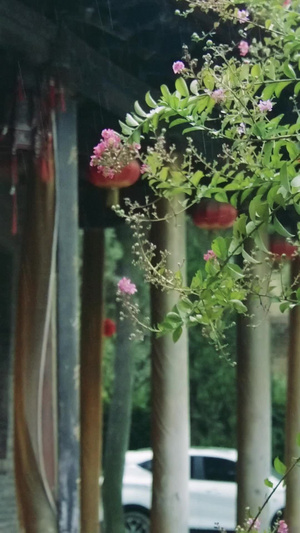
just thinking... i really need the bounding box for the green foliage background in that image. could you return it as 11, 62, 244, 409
103, 219, 286, 459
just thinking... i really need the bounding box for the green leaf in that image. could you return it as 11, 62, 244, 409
283, 62, 296, 79
280, 162, 290, 192
231, 299, 247, 314
274, 457, 287, 476
264, 478, 274, 488
227, 263, 244, 280
134, 100, 148, 117
190, 270, 202, 290
273, 215, 294, 238
160, 84, 171, 101
212, 236, 228, 260
173, 326, 183, 343
196, 96, 209, 113
294, 81, 300, 96
119, 120, 133, 135
177, 298, 193, 315
251, 64, 261, 78
126, 113, 140, 127
242, 248, 260, 264
261, 83, 277, 100
275, 81, 292, 97
203, 71, 215, 90
145, 91, 157, 108
263, 141, 273, 166
291, 175, 300, 189
280, 301, 291, 313
169, 118, 187, 128
190, 80, 199, 95
175, 77, 189, 97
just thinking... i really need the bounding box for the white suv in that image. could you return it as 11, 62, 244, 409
122, 447, 285, 532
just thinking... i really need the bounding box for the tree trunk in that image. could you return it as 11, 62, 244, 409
285, 255, 300, 533
237, 242, 271, 530
150, 197, 190, 533
102, 224, 135, 533
80, 229, 105, 533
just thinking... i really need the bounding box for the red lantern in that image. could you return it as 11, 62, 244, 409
103, 318, 116, 337
192, 200, 237, 230
88, 160, 141, 189
270, 237, 298, 259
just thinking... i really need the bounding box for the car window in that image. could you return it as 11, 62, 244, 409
203, 457, 236, 482
139, 459, 152, 471
191, 456, 204, 480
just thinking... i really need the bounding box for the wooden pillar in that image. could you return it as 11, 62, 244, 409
54, 98, 80, 532
80, 229, 104, 533
150, 197, 190, 533
237, 240, 271, 530
285, 256, 300, 532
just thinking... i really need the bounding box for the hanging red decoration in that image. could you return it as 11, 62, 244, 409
192, 199, 237, 230
103, 318, 117, 337
88, 160, 141, 189
270, 237, 298, 259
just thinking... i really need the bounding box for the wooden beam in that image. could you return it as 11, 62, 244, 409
54, 98, 80, 532
0, 0, 150, 114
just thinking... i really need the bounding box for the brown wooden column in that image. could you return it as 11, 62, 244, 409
80, 228, 105, 533
285, 256, 300, 532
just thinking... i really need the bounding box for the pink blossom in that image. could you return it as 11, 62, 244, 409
246, 518, 260, 530
101, 128, 121, 147
237, 122, 246, 135
211, 88, 226, 103
118, 277, 137, 295
238, 40, 250, 57
278, 520, 288, 533
140, 163, 150, 174
132, 142, 141, 151
172, 61, 185, 74
258, 99, 273, 112
283, 0, 291, 6
237, 9, 249, 23
103, 167, 115, 179
93, 141, 108, 158
204, 250, 217, 261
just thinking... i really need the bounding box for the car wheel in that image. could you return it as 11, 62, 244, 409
124, 505, 150, 533
271, 508, 285, 528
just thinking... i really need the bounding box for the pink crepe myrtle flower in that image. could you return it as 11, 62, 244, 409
238, 40, 250, 57
204, 250, 217, 261
237, 9, 250, 23
93, 141, 108, 158
246, 518, 260, 530
118, 277, 137, 295
278, 520, 288, 533
258, 99, 273, 112
101, 129, 121, 146
172, 61, 185, 74
140, 163, 150, 174
237, 122, 246, 135
211, 88, 226, 103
